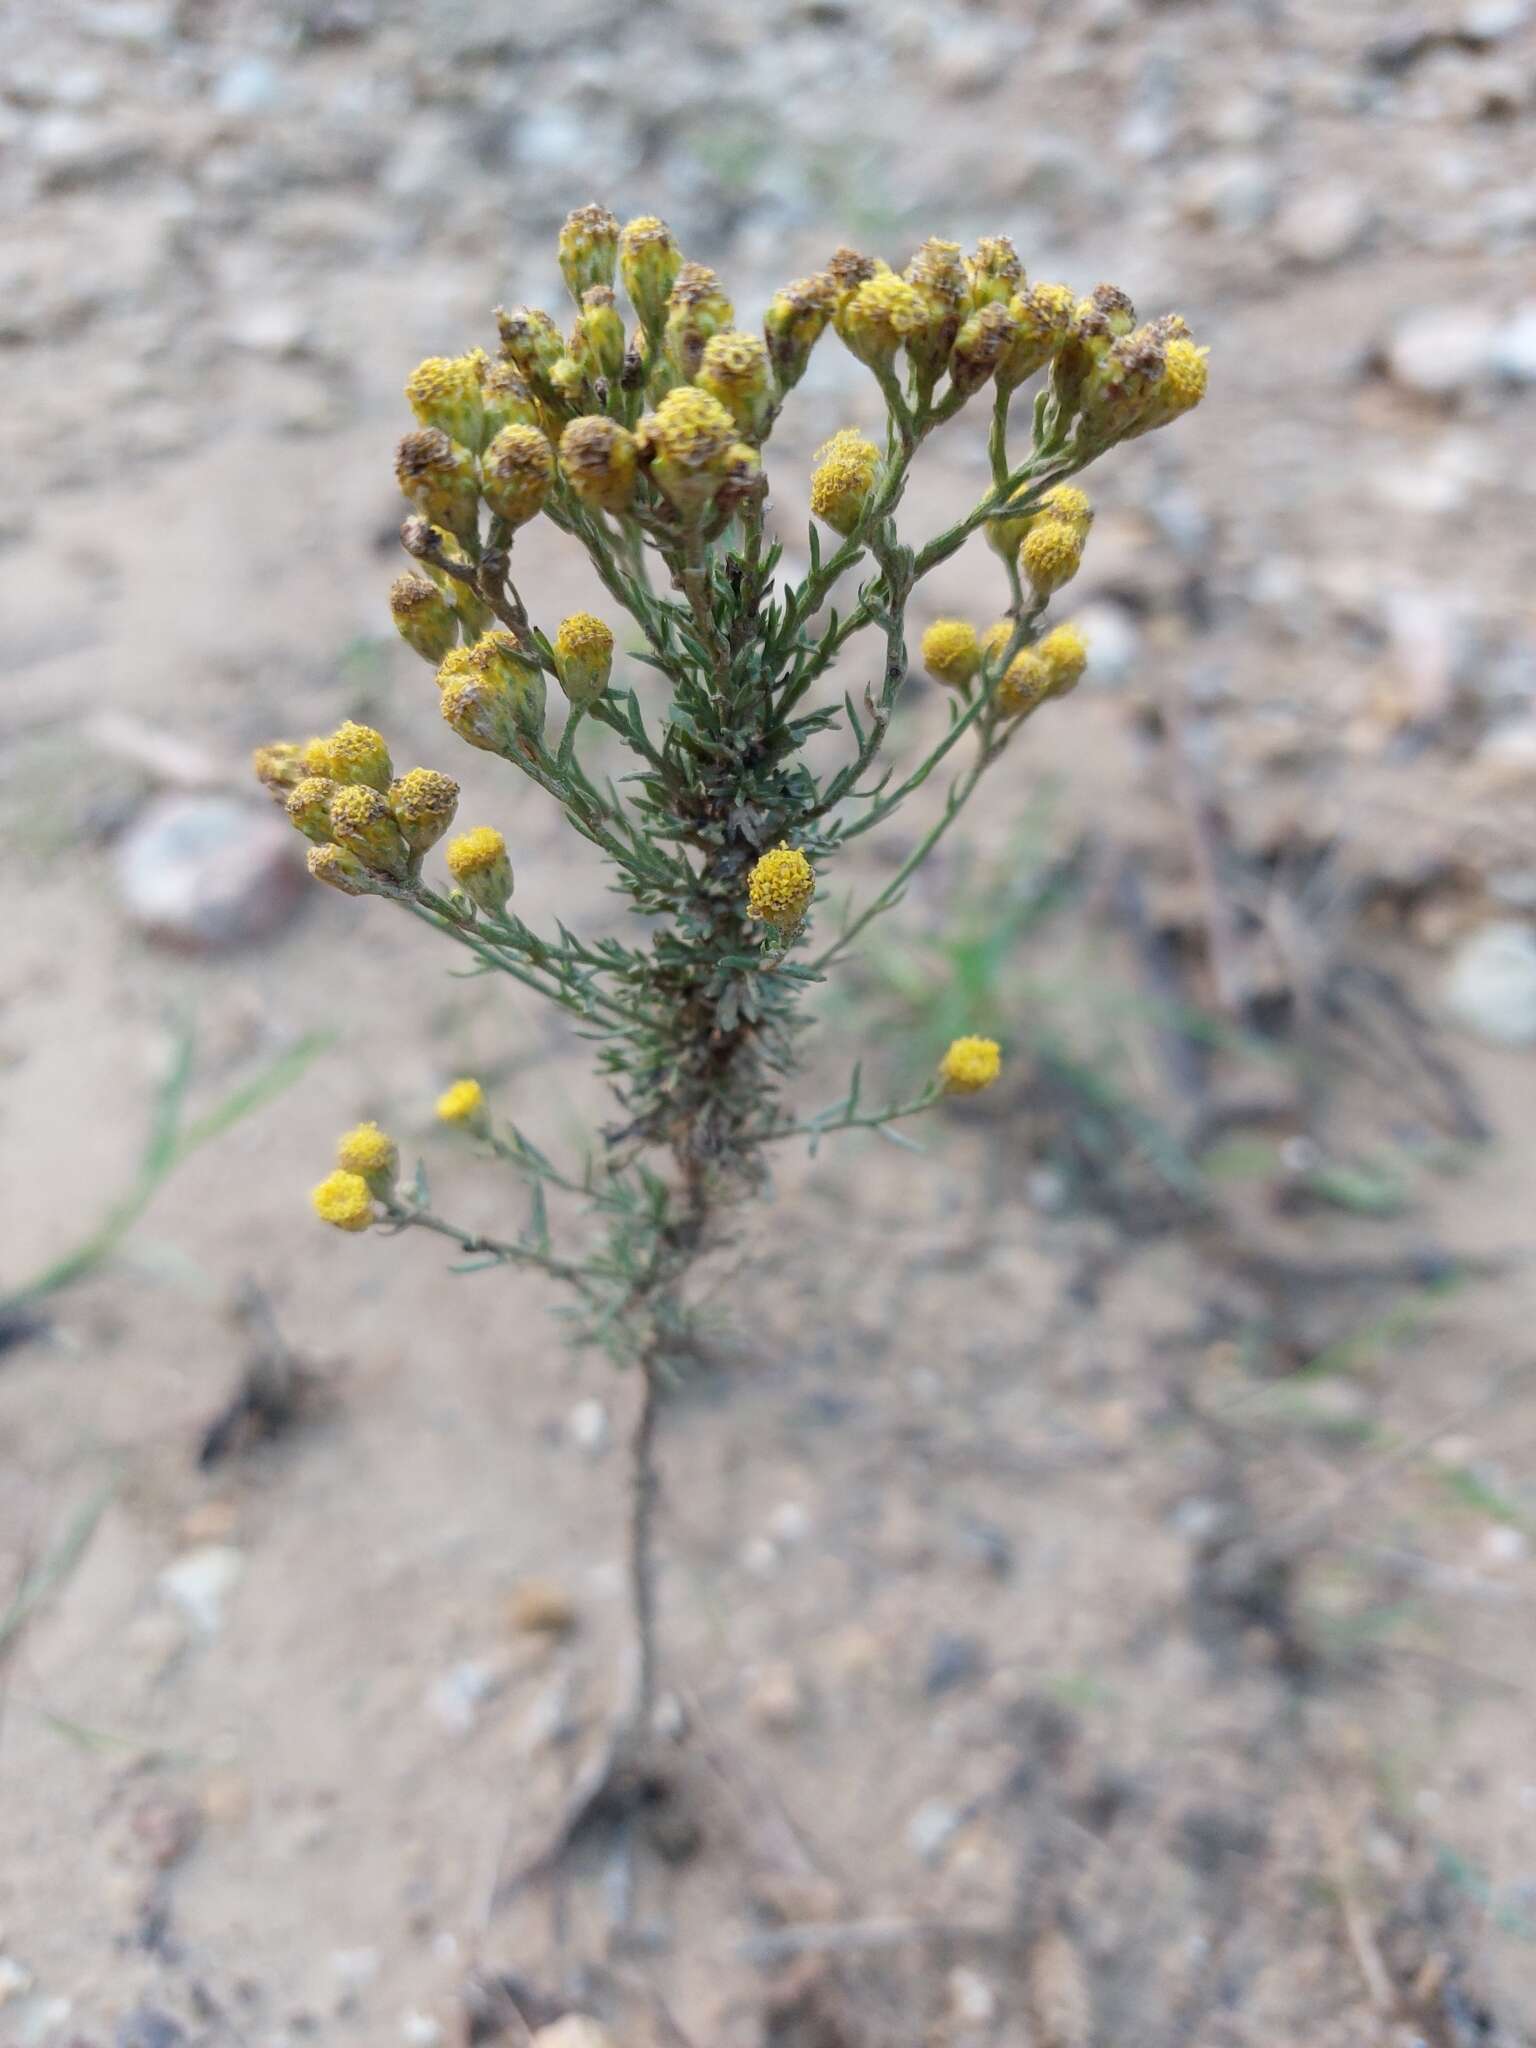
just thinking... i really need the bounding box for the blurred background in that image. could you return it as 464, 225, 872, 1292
4, 1, 1536, 2042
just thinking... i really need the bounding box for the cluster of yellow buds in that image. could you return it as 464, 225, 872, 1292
311, 1120, 400, 1232
435, 632, 546, 757
254, 722, 461, 896
922, 610, 1088, 722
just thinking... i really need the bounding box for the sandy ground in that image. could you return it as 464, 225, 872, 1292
5, 2, 1536, 2043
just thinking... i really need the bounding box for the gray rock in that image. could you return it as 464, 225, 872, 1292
907, 1797, 963, 1864
1178, 155, 1277, 234
1384, 306, 1501, 397
924, 1632, 988, 1697
114, 795, 304, 950
213, 58, 286, 118
1274, 186, 1372, 266
1444, 921, 1536, 1046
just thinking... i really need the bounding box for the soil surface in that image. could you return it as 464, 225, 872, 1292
5, 3, 1536, 2044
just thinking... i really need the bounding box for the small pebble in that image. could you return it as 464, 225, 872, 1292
566, 1398, 610, 1454
746, 1662, 805, 1733
507, 1579, 576, 1636
158, 1544, 244, 1637
115, 795, 304, 952
1444, 920, 1536, 1045
907, 1798, 963, 1864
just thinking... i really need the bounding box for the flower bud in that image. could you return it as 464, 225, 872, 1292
400, 519, 496, 639
996, 647, 1052, 718
979, 619, 1014, 673
495, 304, 566, 401
312, 1168, 374, 1232
307, 842, 377, 896
569, 284, 626, 384
437, 1077, 488, 1132
939, 1036, 1001, 1095
445, 826, 514, 914
763, 272, 835, 392
618, 215, 682, 330
903, 236, 967, 386
1078, 326, 1167, 445
635, 386, 737, 513
305, 720, 392, 792
1019, 518, 1085, 598
965, 235, 1023, 309
404, 353, 484, 451
663, 262, 735, 380
395, 428, 479, 546
920, 619, 981, 690
949, 301, 1019, 399
1122, 334, 1209, 439
553, 612, 614, 708
252, 742, 304, 799
328, 783, 412, 882
388, 766, 460, 857
336, 1121, 398, 1196
558, 414, 639, 515
558, 202, 620, 302
985, 480, 1090, 563
480, 361, 542, 443
1037, 623, 1089, 696
697, 329, 774, 439
997, 281, 1076, 392
438, 633, 545, 756
809, 427, 880, 536
285, 775, 341, 843
835, 271, 925, 372
390, 572, 459, 665
825, 245, 880, 313
480, 423, 555, 529
747, 843, 815, 930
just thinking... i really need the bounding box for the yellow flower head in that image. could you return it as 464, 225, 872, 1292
312, 1168, 375, 1232
313, 721, 393, 793
809, 427, 880, 537
390, 572, 459, 666
328, 783, 412, 882
965, 234, 1023, 308
569, 284, 626, 384
437, 1077, 487, 1127
395, 427, 479, 546
336, 1120, 398, 1193
949, 301, 1020, 399
388, 766, 460, 857
558, 414, 638, 515
836, 270, 926, 371
903, 236, 967, 380
747, 843, 815, 930
306, 842, 374, 896
763, 272, 835, 391
1040, 484, 1093, 533
285, 775, 340, 843
445, 826, 514, 914
697, 329, 774, 439
553, 611, 614, 708
1079, 327, 1167, 445
1037, 623, 1089, 696
996, 647, 1052, 718
1124, 334, 1210, 440
494, 304, 565, 399
664, 261, 735, 379
480, 423, 555, 529
987, 480, 1091, 563
825, 244, 881, 312
939, 1035, 1001, 1095
437, 633, 545, 755
405, 354, 484, 450
1019, 518, 1085, 598
921, 618, 981, 690
636, 386, 738, 512
997, 280, 1077, 390
252, 742, 304, 799
558, 202, 620, 302
618, 214, 683, 329
479, 360, 541, 442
